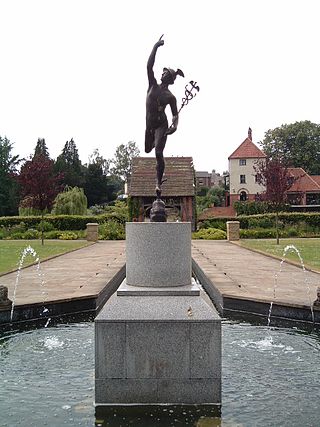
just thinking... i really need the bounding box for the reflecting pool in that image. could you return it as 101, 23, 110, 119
0, 319, 319, 426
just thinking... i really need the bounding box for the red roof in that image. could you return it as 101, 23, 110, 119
229, 137, 266, 160
311, 175, 320, 186
287, 168, 320, 192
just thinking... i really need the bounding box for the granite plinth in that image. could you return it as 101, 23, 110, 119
117, 279, 200, 296
126, 222, 192, 287
95, 287, 221, 405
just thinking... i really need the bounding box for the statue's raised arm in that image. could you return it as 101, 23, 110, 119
147, 35, 164, 88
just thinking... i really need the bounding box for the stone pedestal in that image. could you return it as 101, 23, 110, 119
227, 220, 240, 241
126, 222, 191, 287
95, 222, 221, 406
86, 223, 99, 242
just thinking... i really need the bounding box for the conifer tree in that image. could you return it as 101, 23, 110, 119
55, 138, 84, 187
34, 138, 50, 159
0, 136, 20, 215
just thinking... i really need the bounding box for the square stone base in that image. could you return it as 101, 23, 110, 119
95, 285, 221, 405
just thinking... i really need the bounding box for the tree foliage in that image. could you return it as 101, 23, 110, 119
0, 136, 20, 216
54, 138, 84, 187
18, 154, 63, 243
254, 158, 293, 206
110, 141, 140, 182
196, 186, 225, 213
18, 155, 62, 213
261, 120, 320, 174
34, 138, 50, 159
84, 150, 110, 207
254, 157, 296, 244
52, 186, 87, 215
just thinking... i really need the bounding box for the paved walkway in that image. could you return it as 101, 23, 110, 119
1, 240, 319, 310
192, 240, 319, 309
2, 242, 126, 306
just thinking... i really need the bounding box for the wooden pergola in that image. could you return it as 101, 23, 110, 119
128, 156, 196, 230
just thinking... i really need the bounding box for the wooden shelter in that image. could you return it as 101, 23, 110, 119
128, 156, 196, 229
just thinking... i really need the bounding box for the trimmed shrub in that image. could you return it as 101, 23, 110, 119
23, 229, 40, 239
10, 222, 27, 233
240, 227, 300, 239
198, 216, 249, 230
192, 228, 227, 240
10, 232, 25, 240
43, 230, 63, 239
36, 220, 55, 232
44, 230, 85, 240
58, 232, 78, 240
234, 201, 290, 215
99, 221, 125, 240
198, 212, 320, 232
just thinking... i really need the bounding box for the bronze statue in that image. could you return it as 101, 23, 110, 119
145, 35, 184, 197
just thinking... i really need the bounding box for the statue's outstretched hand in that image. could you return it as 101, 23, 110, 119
155, 34, 164, 48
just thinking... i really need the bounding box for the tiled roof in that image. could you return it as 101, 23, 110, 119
196, 171, 211, 178
229, 137, 266, 159
311, 175, 320, 186
287, 168, 320, 192
129, 157, 195, 197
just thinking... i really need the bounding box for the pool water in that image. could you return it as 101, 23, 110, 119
0, 320, 319, 426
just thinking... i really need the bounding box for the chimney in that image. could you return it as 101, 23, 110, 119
248, 127, 252, 141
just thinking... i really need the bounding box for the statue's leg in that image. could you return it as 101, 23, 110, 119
154, 126, 167, 189
145, 128, 155, 153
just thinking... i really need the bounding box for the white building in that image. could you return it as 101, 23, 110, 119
228, 128, 266, 205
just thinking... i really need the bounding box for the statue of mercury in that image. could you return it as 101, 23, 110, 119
145, 35, 184, 195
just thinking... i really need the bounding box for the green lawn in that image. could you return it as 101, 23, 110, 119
0, 240, 90, 275
239, 238, 320, 271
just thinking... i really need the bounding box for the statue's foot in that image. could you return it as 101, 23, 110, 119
155, 184, 162, 199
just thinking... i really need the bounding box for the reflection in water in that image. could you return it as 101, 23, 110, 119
95, 405, 222, 426
0, 320, 319, 427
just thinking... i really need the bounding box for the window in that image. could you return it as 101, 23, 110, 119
255, 174, 261, 183
239, 159, 246, 166
240, 175, 246, 184
240, 191, 247, 201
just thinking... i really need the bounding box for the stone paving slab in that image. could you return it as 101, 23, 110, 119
1, 241, 126, 306
1, 239, 319, 313
192, 240, 319, 309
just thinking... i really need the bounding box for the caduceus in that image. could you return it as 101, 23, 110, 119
178, 80, 200, 114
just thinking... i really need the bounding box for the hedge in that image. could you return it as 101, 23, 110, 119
0, 212, 127, 231
239, 227, 300, 239
192, 228, 227, 240
233, 201, 290, 215
198, 212, 320, 230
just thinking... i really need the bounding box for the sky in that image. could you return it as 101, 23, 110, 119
1, 0, 320, 174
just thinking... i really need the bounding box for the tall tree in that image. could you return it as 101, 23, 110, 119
110, 141, 140, 183
88, 148, 110, 175
18, 154, 62, 244
54, 138, 84, 187
254, 158, 296, 244
84, 149, 110, 207
34, 138, 50, 159
0, 136, 21, 216
261, 121, 320, 174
